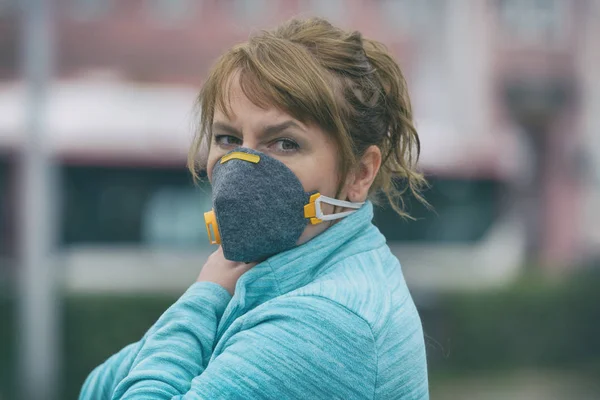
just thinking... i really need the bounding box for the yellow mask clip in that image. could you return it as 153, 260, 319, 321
204, 209, 221, 245
220, 152, 261, 164
303, 193, 324, 225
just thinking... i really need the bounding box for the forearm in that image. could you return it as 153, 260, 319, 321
79, 341, 142, 400
111, 282, 232, 399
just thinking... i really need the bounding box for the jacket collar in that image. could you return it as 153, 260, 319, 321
231, 201, 386, 310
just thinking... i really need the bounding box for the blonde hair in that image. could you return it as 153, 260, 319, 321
188, 17, 427, 217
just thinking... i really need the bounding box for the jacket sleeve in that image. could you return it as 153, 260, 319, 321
79, 282, 232, 400
112, 296, 378, 400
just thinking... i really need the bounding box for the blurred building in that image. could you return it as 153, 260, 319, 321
0, 0, 599, 293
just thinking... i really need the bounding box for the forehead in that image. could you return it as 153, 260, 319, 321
213, 73, 300, 125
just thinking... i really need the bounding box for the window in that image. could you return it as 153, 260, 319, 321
60, 165, 212, 248
142, 186, 211, 247
60, 166, 504, 247
373, 178, 505, 243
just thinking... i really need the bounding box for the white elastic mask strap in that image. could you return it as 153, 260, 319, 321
315, 195, 365, 221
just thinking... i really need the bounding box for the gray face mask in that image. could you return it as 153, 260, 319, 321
203, 147, 364, 262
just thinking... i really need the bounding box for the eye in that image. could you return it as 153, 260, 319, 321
214, 135, 242, 147
270, 138, 299, 153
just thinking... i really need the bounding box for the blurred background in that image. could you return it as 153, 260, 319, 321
1, 0, 600, 399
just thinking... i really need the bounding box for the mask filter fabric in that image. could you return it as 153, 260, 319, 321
204, 147, 364, 262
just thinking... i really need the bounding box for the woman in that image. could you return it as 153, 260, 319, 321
80, 17, 429, 399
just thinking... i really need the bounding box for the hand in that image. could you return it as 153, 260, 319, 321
197, 247, 256, 296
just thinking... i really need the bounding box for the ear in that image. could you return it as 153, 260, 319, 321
345, 145, 381, 202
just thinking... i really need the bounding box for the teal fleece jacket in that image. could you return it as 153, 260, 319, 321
79, 202, 429, 399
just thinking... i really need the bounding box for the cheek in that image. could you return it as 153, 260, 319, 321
291, 152, 341, 246
292, 154, 339, 197
206, 160, 214, 182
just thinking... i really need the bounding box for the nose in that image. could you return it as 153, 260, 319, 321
241, 138, 259, 151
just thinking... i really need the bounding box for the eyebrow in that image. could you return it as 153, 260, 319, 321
212, 122, 241, 136
262, 120, 305, 140
211, 120, 305, 139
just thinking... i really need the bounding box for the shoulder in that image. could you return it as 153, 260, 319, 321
274, 245, 424, 350
289, 246, 408, 330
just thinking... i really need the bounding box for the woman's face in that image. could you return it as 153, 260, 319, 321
206, 77, 345, 245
